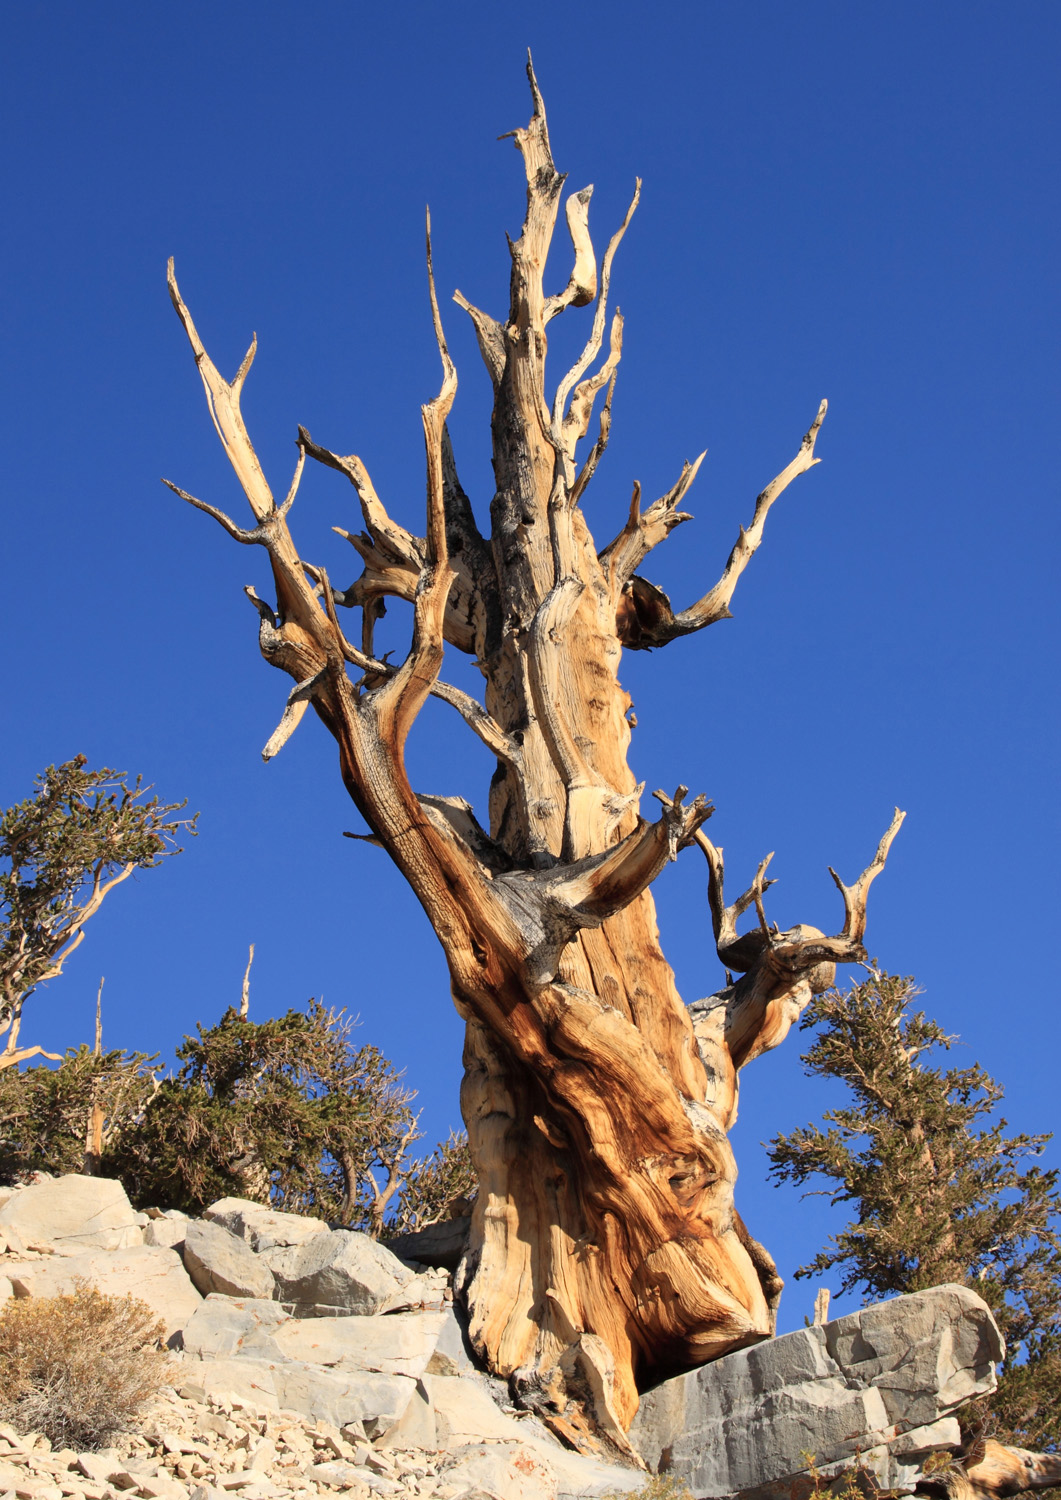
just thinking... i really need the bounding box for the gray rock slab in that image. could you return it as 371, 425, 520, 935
175, 1353, 417, 1432
386, 1216, 471, 1273
183, 1219, 276, 1301
421, 1372, 525, 1448
145, 1216, 190, 1252
0, 1173, 142, 1251
181, 1296, 290, 1359
422, 1374, 643, 1495
377, 1377, 437, 1450
182, 1293, 445, 1379
441, 1443, 555, 1500
271, 1228, 416, 1317
273, 1308, 445, 1377
426, 1302, 479, 1377
203, 1198, 330, 1253
6, 1245, 202, 1340
823, 1286, 1001, 1429
629, 1284, 1002, 1499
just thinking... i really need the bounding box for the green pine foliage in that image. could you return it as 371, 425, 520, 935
111, 1000, 425, 1226
0, 757, 194, 1051
768, 972, 1061, 1451
0, 1043, 157, 1180
0, 998, 475, 1237
111, 1005, 335, 1215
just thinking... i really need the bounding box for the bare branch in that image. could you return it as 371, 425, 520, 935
371, 211, 457, 744
0, 1044, 63, 1072
244, 586, 277, 627
304, 560, 519, 765
601, 452, 704, 597
503, 51, 567, 332
299, 427, 422, 569
440, 424, 490, 569
568, 368, 617, 508
566, 787, 711, 913
30, 863, 138, 994
422, 211, 459, 569
160, 480, 264, 544
427, 681, 523, 769
690, 814, 905, 1080
694, 830, 777, 970
551, 181, 640, 438
651, 786, 716, 862
94, 976, 103, 1055
560, 310, 624, 472
306, 561, 376, 671
168, 264, 338, 655
366, 1112, 423, 1239
545, 185, 597, 323
240, 944, 254, 1018
453, 291, 506, 385
828, 807, 906, 944
262, 669, 328, 761
277, 445, 306, 521
618, 402, 827, 650
167, 259, 274, 524
494, 786, 711, 985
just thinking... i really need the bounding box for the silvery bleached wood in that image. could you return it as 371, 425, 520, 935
165, 57, 904, 1445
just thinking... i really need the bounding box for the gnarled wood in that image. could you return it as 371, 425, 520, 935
929, 1440, 1061, 1500
166, 57, 901, 1452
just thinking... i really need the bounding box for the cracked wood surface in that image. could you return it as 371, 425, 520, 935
165, 57, 902, 1453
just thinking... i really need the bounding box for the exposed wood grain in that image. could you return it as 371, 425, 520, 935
166, 56, 901, 1449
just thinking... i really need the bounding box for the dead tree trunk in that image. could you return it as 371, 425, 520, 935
164, 59, 902, 1450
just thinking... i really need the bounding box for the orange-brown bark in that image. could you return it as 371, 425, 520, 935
165, 59, 901, 1454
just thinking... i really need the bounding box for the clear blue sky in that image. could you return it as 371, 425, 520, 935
2, 2, 1057, 1332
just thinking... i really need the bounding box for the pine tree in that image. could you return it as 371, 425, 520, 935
0, 757, 194, 1066
108, 999, 467, 1234
768, 972, 1061, 1451
0, 1044, 157, 1181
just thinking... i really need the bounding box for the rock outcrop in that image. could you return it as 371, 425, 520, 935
0, 1379, 641, 1500
2, 1244, 202, 1340
0, 1174, 142, 1253
385, 1220, 470, 1276
184, 1220, 277, 1302
0, 1176, 1022, 1500
202, 1200, 330, 1255
270, 1231, 438, 1319
629, 1284, 1004, 1498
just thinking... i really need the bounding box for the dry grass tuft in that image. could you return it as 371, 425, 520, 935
0, 1282, 171, 1450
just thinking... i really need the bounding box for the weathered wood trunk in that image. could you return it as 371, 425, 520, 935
165, 59, 902, 1452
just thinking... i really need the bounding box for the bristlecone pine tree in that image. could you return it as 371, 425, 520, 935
0, 758, 193, 1070
768, 972, 1061, 1456
110, 1001, 418, 1227
164, 60, 907, 1448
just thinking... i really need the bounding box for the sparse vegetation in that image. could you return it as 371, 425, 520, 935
769, 971, 1061, 1451
0, 1043, 157, 1182
0, 999, 474, 1235
109, 999, 456, 1231
600, 1477, 693, 1500
0, 1284, 171, 1450
385, 1128, 476, 1236
0, 757, 194, 1068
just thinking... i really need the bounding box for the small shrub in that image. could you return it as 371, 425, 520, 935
0, 1284, 171, 1449
601, 1477, 693, 1500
